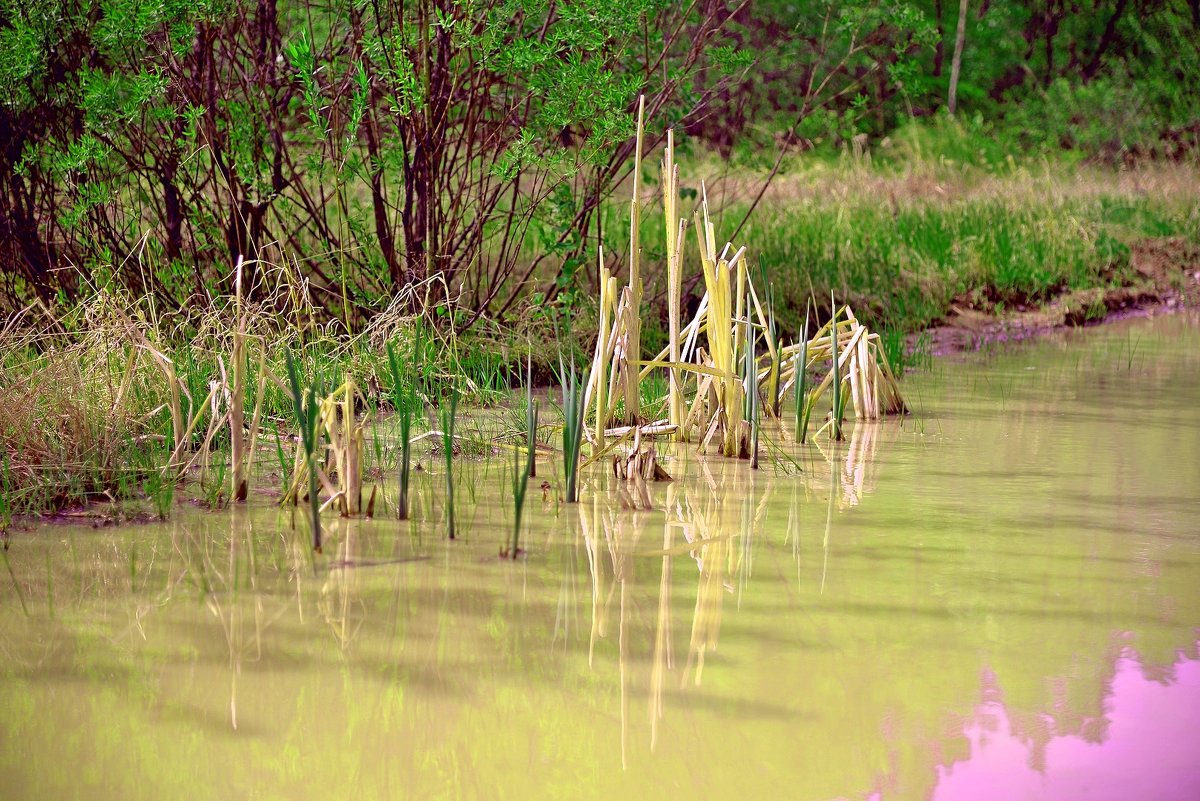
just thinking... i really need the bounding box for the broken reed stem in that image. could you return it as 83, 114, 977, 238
590, 254, 612, 447
230, 256, 248, 502
745, 302, 760, 469
342, 375, 362, 515
663, 129, 687, 441
624, 94, 645, 425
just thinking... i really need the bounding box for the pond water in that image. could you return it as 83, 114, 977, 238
3, 313, 1199, 801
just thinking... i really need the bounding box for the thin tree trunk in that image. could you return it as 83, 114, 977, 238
1082, 0, 1130, 82
933, 0, 945, 77
948, 0, 970, 115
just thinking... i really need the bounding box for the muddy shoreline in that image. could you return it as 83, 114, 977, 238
920, 236, 1200, 356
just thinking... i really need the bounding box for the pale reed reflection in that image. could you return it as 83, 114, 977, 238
580, 496, 606, 668
580, 488, 647, 769
805, 421, 889, 509
552, 524, 581, 653
822, 453, 836, 593
196, 506, 266, 731
611, 504, 645, 771
840, 421, 882, 507
319, 516, 366, 651
649, 482, 677, 751
580, 436, 879, 763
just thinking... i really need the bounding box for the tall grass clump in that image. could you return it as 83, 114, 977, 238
0, 295, 177, 513
586, 122, 906, 460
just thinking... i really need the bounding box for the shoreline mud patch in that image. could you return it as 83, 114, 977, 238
923, 237, 1200, 355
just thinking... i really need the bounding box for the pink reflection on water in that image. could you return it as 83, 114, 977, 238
931, 649, 1200, 801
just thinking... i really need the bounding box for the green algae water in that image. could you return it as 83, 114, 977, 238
2, 313, 1199, 801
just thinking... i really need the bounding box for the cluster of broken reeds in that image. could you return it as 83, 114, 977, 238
584, 101, 907, 466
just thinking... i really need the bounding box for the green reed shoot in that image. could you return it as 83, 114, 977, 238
830, 294, 844, 442
795, 304, 812, 443
439, 384, 459, 540
744, 304, 760, 468
559, 355, 588, 503
526, 355, 537, 478
200, 456, 227, 508
508, 393, 537, 558
269, 421, 292, 496
285, 347, 323, 551
144, 465, 174, 520
386, 340, 417, 520
763, 277, 782, 416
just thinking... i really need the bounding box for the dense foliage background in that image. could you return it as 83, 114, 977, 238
1, 0, 1197, 327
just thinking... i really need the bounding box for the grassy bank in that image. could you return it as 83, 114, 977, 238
617, 150, 1199, 359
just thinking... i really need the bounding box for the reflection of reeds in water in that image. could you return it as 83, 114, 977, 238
552, 528, 580, 652
191, 509, 267, 731
682, 502, 729, 688
823, 454, 836, 594
579, 490, 645, 770
579, 496, 609, 668
649, 483, 676, 751
438, 387, 458, 540
575, 456, 845, 761
801, 420, 890, 509
319, 517, 365, 650
841, 421, 882, 507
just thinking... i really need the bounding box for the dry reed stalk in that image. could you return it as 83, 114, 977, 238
230, 257, 248, 501
623, 94, 646, 425
662, 129, 688, 441
588, 256, 614, 446
313, 378, 366, 516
